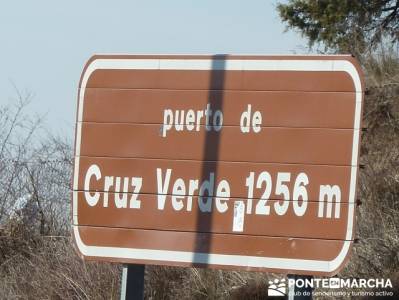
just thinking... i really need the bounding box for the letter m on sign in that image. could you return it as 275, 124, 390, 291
318, 185, 341, 218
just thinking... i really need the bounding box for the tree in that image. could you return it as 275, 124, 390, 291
0, 91, 72, 235
277, 0, 399, 55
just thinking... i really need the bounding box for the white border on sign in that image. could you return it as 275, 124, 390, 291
72, 57, 362, 273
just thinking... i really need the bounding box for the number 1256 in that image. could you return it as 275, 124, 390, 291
245, 172, 309, 216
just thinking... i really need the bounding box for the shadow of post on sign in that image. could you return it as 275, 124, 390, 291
193, 55, 227, 265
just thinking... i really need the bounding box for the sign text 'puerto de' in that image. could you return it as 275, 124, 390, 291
72, 55, 364, 276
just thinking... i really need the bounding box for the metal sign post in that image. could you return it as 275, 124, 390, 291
120, 264, 145, 300
288, 275, 313, 300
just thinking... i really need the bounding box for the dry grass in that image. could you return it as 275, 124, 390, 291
333, 48, 399, 298
0, 223, 120, 300
145, 267, 271, 299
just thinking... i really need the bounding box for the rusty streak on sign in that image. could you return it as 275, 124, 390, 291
72, 55, 364, 276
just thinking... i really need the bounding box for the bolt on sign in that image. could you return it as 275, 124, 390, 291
72, 55, 364, 276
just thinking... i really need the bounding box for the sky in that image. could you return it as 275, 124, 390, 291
0, 0, 309, 135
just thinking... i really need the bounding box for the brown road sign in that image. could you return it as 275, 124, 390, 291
72, 55, 364, 276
